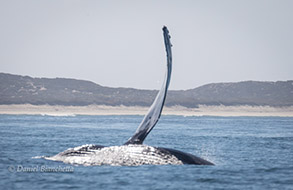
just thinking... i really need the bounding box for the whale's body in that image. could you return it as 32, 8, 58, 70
46, 26, 214, 166
47, 144, 213, 166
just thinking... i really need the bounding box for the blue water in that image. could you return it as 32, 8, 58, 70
0, 115, 293, 189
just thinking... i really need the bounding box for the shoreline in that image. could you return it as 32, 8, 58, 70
0, 104, 292, 117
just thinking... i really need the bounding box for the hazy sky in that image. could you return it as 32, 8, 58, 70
1, 0, 292, 90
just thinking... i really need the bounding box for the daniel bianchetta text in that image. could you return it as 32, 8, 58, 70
8, 165, 74, 173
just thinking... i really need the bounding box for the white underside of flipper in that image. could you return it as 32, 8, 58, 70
124, 26, 172, 144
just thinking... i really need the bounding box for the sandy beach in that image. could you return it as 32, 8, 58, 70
0, 104, 292, 117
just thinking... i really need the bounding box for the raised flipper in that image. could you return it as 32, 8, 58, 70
124, 26, 172, 145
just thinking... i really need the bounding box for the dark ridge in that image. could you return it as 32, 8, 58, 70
0, 73, 292, 107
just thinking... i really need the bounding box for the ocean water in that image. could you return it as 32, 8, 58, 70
0, 114, 292, 190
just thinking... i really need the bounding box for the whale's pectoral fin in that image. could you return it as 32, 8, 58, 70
124, 26, 172, 145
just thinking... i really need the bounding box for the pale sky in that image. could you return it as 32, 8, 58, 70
0, 0, 292, 90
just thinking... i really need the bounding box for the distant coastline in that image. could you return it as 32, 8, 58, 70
1, 73, 293, 116
0, 104, 292, 117
1, 73, 293, 108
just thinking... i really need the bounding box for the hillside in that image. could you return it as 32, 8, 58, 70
0, 73, 292, 107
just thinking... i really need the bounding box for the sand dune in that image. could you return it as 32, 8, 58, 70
0, 104, 292, 117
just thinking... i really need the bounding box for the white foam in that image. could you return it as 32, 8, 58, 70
32, 155, 45, 159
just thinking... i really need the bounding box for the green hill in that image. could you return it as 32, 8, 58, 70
1, 73, 292, 107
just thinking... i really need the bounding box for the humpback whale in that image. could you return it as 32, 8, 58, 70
46, 26, 214, 166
